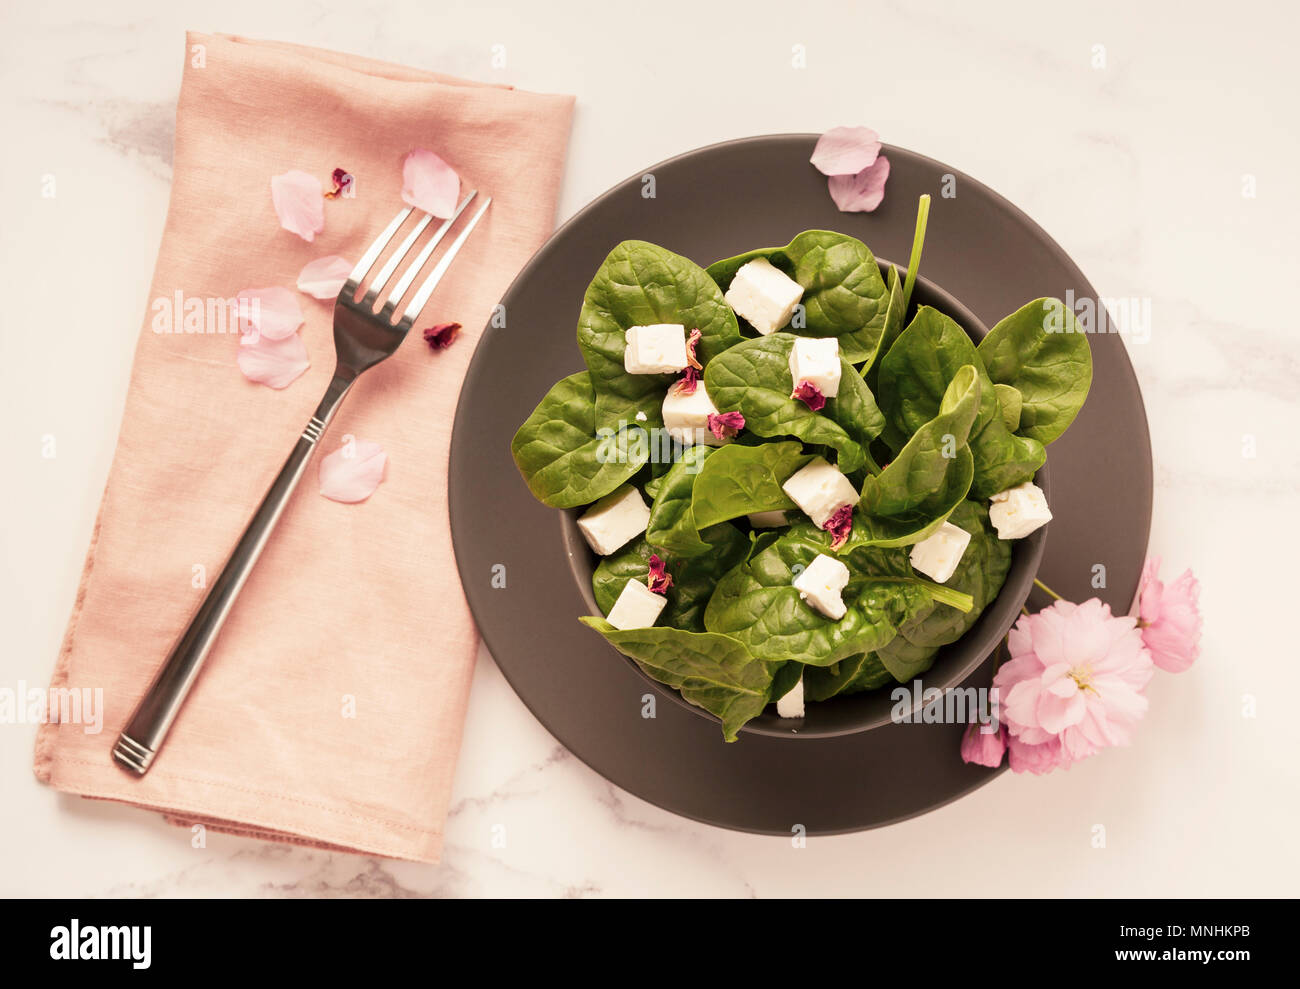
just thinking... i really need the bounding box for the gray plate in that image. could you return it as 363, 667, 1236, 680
449, 135, 1153, 834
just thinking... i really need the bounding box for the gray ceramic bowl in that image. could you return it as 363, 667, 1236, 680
559, 261, 1048, 739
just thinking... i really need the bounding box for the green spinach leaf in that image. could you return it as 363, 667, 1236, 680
706, 231, 888, 363
976, 298, 1093, 445
579, 618, 776, 741
702, 531, 938, 665
645, 445, 714, 558
577, 240, 741, 429
690, 440, 812, 528
511, 371, 648, 508
804, 652, 894, 701
703, 334, 883, 474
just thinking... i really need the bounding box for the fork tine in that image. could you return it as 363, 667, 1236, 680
347, 207, 412, 289
400, 197, 492, 324
361, 211, 437, 305
381, 190, 478, 315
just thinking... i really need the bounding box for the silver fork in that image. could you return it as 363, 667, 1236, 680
112, 191, 492, 776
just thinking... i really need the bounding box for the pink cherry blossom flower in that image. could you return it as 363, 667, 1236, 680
271, 169, 325, 241
401, 149, 460, 218
960, 721, 1006, 768
1005, 734, 1069, 775
810, 126, 881, 177
1137, 556, 1202, 673
828, 156, 891, 213
319, 438, 387, 503
994, 598, 1154, 770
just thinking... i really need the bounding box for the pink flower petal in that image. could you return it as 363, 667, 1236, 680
646, 554, 674, 595
791, 380, 827, 411
822, 504, 853, 549
707, 410, 745, 441
401, 149, 460, 218
674, 367, 700, 395
324, 168, 354, 199
237, 332, 310, 389
828, 155, 891, 213
960, 722, 1006, 768
296, 256, 352, 300
319, 439, 387, 504
422, 322, 461, 350
271, 169, 325, 242
810, 126, 882, 176
235, 287, 304, 341
1138, 556, 1203, 673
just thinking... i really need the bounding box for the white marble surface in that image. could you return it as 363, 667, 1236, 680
2, 0, 1298, 897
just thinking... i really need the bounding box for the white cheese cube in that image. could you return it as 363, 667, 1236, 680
747, 510, 789, 528
988, 481, 1053, 540
605, 578, 667, 630
781, 457, 859, 528
662, 382, 726, 447
788, 337, 841, 398
623, 324, 688, 375
724, 258, 804, 335
776, 675, 805, 718
909, 521, 972, 583
792, 553, 850, 620
576, 485, 650, 556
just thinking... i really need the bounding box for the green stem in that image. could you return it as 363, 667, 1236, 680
901, 194, 931, 310
926, 582, 974, 613
1033, 578, 1062, 600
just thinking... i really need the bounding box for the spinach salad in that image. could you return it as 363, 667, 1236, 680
511, 199, 1092, 740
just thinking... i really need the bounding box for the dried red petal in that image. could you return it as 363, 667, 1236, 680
324, 168, 354, 199
675, 366, 700, 395
707, 410, 745, 441
685, 328, 703, 370
791, 380, 826, 412
647, 554, 674, 595
423, 322, 461, 350
823, 504, 854, 549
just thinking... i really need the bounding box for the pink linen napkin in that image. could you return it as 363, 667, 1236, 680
34, 32, 574, 862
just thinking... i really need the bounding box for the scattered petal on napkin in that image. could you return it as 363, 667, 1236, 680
324, 167, 354, 199
401, 149, 460, 217
319, 439, 388, 503
828, 156, 891, 213
810, 126, 881, 176
237, 331, 310, 389
296, 256, 352, 300
236, 286, 304, 340
422, 322, 461, 350
271, 169, 325, 241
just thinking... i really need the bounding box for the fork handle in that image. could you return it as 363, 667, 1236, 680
112, 372, 355, 775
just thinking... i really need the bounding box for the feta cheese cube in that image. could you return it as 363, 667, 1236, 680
792, 553, 850, 620
623, 323, 688, 375
781, 457, 859, 528
605, 578, 667, 630
909, 521, 972, 583
724, 257, 803, 335
776, 675, 805, 718
988, 481, 1053, 540
747, 510, 789, 528
662, 382, 726, 447
788, 337, 841, 398
576, 485, 650, 556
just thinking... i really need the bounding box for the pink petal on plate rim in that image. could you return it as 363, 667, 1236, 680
296, 256, 352, 300
235, 286, 304, 341
318, 439, 388, 504
828, 155, 891, 213
401, 148, 460, 218
237, 331, 310, 390
270, 169, 325, 242
810, 126, 882, 176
